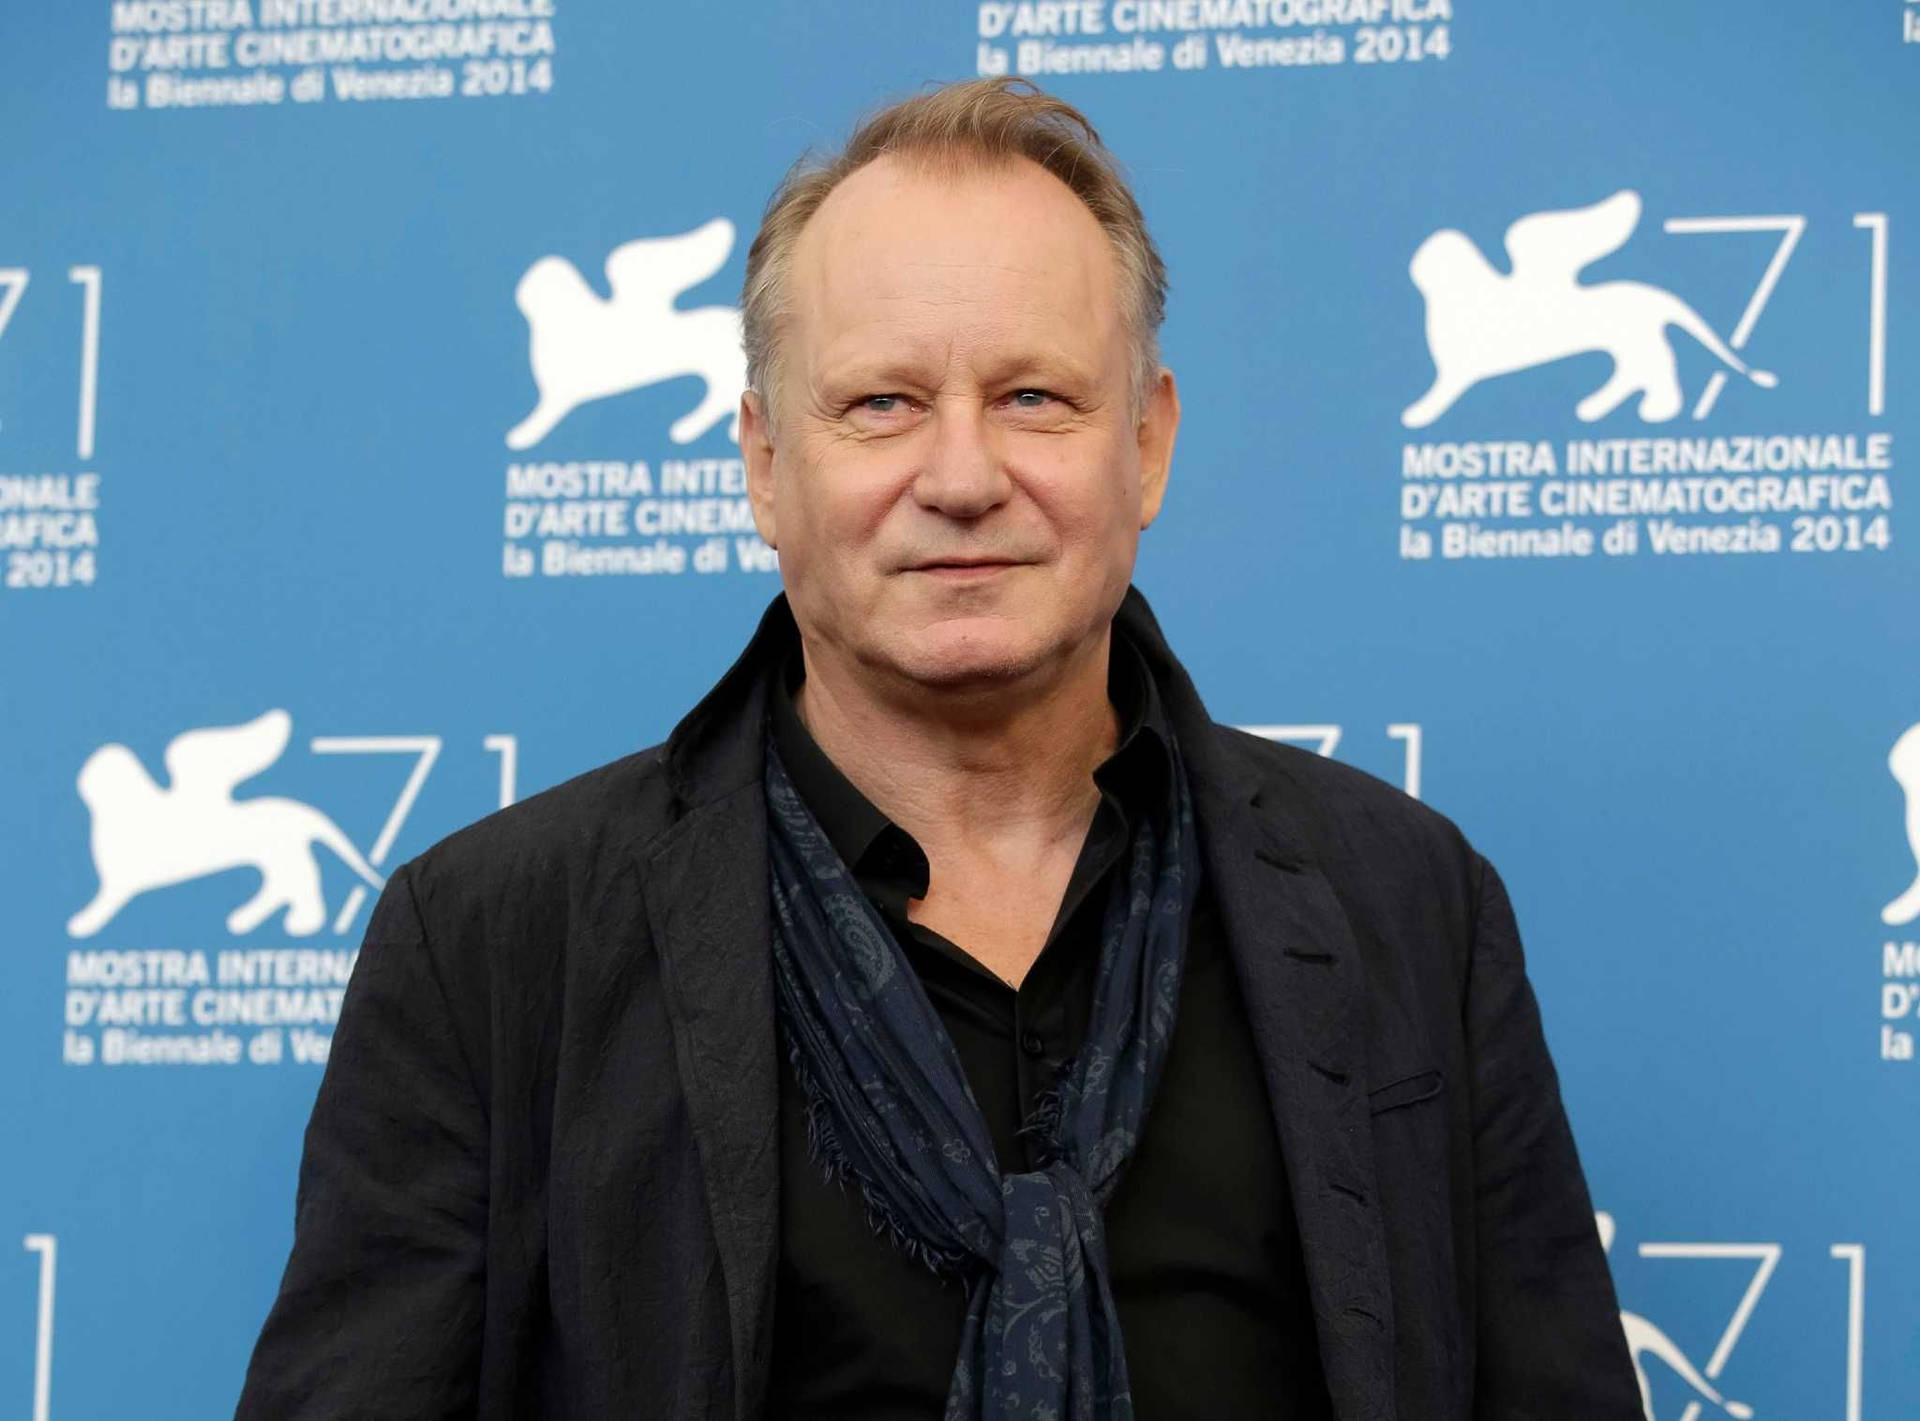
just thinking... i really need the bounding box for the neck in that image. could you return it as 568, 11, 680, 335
793, 635, 1120, 858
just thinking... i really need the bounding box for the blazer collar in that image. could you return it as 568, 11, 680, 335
659, 593, 797, 814
645, 587, 1395, 1421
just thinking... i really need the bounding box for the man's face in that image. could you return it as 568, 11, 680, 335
741, 154, 1178, 699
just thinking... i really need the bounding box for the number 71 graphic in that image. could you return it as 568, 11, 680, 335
1660, 212, 1889, 418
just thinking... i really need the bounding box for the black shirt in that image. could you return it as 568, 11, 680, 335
764, 640, 1333, 1420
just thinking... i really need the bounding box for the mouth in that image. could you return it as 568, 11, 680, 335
907, 559, 1025, 580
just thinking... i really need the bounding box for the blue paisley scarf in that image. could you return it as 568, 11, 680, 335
763, 730, 1198, 1421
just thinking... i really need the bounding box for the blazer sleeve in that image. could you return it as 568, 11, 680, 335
235, 862, 488, 1420
1465, 854, 1642, 1418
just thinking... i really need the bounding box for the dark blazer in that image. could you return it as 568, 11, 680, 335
237, 590, 1642, 1420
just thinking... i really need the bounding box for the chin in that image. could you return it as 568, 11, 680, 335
875, 618, 1055, 690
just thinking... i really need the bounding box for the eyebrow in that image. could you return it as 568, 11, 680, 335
977, 351, 1098, 390
815, 360, 943, 395
816, 350, 1098, 397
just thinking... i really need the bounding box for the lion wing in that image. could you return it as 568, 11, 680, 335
1502, 190, 1642, 284
163, 709, 292, 797
604, 218, 736, 306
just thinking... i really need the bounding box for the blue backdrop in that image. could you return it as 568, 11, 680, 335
3, 2, 1913, 1415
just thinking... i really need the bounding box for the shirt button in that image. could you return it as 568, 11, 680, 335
1021, 1031, 1045, 1057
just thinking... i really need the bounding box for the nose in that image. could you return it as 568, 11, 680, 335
910, 396, 1012, 520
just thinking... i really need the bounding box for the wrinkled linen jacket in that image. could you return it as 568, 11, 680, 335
237, 589, 1643, 1420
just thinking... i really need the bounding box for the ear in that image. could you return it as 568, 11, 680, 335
741, 388, 779, 548
1135, 366, 1179, 529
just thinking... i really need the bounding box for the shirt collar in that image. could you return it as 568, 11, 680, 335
767, 627, 1174, 883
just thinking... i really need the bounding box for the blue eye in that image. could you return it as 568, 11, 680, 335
862, 394, 901, 412
1011, 390, 1053, 407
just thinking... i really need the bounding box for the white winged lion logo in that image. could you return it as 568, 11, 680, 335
68, 709, 382, 938
1403, 190, 1777, 428
1882, 723, 1920, 927
505, 216, 745, 450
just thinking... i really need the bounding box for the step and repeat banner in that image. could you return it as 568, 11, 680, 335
2, 2, 1913, 1416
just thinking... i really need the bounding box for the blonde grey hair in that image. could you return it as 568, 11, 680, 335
741, 77, 1168, 422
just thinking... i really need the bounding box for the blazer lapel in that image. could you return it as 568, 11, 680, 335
643, 784, 779, 1421
1118, 585, 1395, 1419
1199, 776, 1397, 1421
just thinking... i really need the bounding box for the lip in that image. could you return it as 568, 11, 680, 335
907, 560, 1024, 579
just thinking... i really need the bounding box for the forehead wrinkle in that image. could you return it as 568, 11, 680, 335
826, 256, 1070, 306
806, 301, 1115, 401
810, 278, 1062, 355
813, 265, 1104, 339
809, 322, 957, 394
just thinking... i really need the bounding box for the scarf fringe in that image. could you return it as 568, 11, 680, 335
780, 1023, 974, 1278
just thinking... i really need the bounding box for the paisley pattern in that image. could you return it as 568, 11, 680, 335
764, 732, 1198, 1421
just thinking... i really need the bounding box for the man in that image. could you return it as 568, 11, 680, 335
238, 78, 1641, 1419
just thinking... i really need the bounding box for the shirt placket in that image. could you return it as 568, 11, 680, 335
1010, 980, 1072, 1170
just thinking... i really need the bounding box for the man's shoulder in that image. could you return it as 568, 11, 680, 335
1205, 721, 1477, 877
397, 743, 678, 928
1206, 722, 1486, 968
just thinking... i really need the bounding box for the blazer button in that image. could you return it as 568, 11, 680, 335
1021, 1030, 1045, 1057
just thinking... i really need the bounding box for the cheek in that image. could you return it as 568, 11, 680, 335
777, 448, 904, 565
1022, 442, 1141, 558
